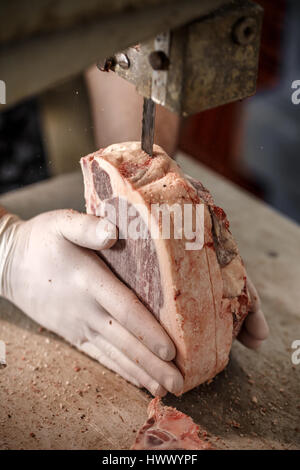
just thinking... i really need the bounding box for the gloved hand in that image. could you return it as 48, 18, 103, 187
238, 276, 269, 349
0, 210, 183, 397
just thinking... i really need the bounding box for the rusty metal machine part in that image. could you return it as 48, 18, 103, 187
0, 0, 238, 109
105, 0, 263, 116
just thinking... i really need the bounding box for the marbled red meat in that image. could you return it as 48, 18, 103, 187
81, 142, 250, 394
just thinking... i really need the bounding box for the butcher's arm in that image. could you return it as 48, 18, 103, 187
0, 205, 183, 396
85, 67, 269, 350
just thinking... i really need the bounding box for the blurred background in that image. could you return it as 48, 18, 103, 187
0, 0, 299, 222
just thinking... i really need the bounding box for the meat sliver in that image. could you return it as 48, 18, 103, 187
132, 398, 213, 450
80, 142, 250, 394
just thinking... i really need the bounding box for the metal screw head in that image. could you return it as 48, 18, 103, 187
233, 17, 258, 46
115, 53, 130, 70
97, 56, 116, 72
149, 50, 170, 71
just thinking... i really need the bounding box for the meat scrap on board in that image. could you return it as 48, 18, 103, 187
132, 398, 213, 450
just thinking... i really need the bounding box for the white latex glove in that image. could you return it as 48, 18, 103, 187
238, 276, 269, 350
0, 210, 183, 397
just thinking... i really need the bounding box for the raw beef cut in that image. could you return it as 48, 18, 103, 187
131, 398, 212, 450
80, 142, 250, 394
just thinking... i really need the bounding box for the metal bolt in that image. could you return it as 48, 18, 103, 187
149, 50, 170, 71
97, 56, 116, 72
115, 53, 130, 70
233, 17, 258, 46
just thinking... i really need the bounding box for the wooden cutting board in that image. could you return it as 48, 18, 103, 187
0, 153, 299, 450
